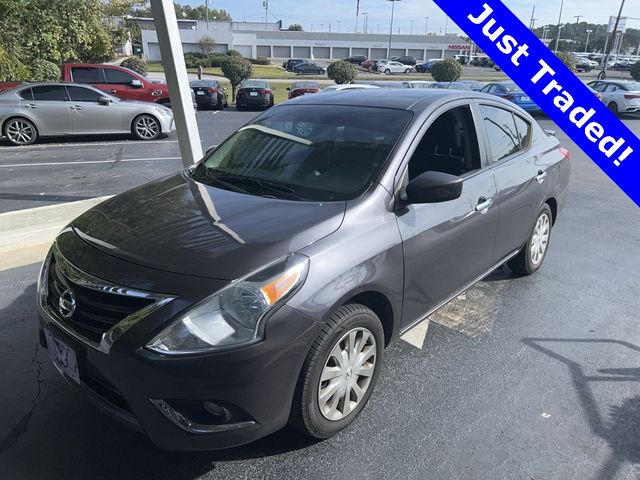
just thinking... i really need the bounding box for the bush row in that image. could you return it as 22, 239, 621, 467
183, 52, 270, 69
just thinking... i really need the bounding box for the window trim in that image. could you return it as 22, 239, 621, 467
70, 66, 107, 84
476, 101, 533, 166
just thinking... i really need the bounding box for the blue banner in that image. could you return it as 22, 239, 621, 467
433, 0, 640, 207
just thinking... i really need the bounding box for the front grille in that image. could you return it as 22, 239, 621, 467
47, 253, 154, 343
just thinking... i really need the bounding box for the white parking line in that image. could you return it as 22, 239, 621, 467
0, 157, 182, 168
0, 139, 179, 152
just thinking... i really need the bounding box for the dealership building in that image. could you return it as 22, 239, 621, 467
139, 19, 470, 62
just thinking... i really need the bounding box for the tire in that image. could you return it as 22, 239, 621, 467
215, 95, 224, 110
290, 304, 384, 439
384, 69, 391, 75
608, 102, 620, 115
236, 104, 244, 111
405, 69, 412, 73
508, 203, 553, 275
132, 114, 161, 141
4, 117, 38, 146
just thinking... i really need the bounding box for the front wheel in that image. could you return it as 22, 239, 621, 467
384, 69, 391, 75
405, 68, 412, 73
290, 304, 384, 439
4, 117, 38, 145
508, 204, 553, 275
132, 114, 161, 141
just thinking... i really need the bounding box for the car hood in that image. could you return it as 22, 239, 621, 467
71, 172, 346, 280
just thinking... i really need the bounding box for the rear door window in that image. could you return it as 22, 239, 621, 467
479, 105, 522, 163
513, 114, 532, 150
70, 67, 106, 83
31, 85, 69, 101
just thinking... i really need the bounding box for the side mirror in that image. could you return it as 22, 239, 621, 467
98, 96, 111, 106
204, 145, 216, 157
130, 79, 143, 88
405, 171, 463, 204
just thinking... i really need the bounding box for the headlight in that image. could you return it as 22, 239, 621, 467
146, 254, 309, 355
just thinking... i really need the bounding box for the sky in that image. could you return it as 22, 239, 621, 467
184, 1, 640, 35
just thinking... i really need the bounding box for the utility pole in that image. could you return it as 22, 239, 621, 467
599, 0, 626, 79
554, 0, 564, 53
362, 13, 368, 34
573, 15, 583, 51
424, 16, 429, 36
205, 0, 209, 30
444, 15, 449, 35
262, 0, 268, 30
387, 0, 400, 59
529, 6, 536, 29
336, 20, 341, 32
410, 19, 414, 35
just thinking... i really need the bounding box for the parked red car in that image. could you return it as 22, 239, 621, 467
287, 81, 321, 99
60, 64, 173, 105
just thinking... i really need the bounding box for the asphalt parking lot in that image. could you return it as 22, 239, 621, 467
1, 109, 639, 479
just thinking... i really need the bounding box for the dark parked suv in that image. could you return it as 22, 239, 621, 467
38, 89, 570, 451
391, 55, 417, 66
344, 55, 367, 65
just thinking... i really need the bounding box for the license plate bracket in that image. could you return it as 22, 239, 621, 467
45, 329, 81, 384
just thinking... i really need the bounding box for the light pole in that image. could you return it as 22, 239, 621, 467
320, 23, 324, 32
444, 15, 449, 35
387, 0, 400, 59
599, 0, 626, 80
362, 13, 368, 34
585, 29, 593, 52
424, 16, 429, 35
336, 20, 341, 32
205, 0, 209, 30
554, 0, 564, 53
410, 19, 414, 35
542, 25, 549, 41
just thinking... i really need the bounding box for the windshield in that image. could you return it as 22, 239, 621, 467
191, 80, 217, 87
194, 105, 412, 202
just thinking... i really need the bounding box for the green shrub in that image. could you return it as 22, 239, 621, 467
430, 59, 463, 82
0, 47, 30, 81
555, 52, 576, 72
631, 61, 640, 81
210, 56, 230, 68
220, 57, 253, 97
120, 56, 148, 76
227, 49, 243, 58
29, 59, 60, 81
327, 60, 357, 84
249, 57, 271, 65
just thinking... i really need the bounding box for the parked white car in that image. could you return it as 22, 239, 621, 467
380, 61, 414, 75
321, 84, 381, 92
587, 80, 640, 114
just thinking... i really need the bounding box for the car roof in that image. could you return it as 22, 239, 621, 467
281, 88, 511, 112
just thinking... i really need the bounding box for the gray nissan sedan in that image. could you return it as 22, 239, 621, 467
37, 89, 570, 451
0, 82, 175, 145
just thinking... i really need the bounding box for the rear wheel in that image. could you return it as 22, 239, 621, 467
384, 69, 391, 75
290, 304, 384, 439
132, 114, 160, 141
405, 68, 412, 73
608, 101, 620, 115
4, 117, 38, 145
508, 204, 553, 275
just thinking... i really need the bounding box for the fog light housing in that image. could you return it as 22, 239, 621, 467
203, 401, 231, 422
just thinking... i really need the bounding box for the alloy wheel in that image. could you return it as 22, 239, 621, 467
135, 115, 159, 140
530, 213, 550, 265
318, 327, 377, 421
6, 119, 35, 145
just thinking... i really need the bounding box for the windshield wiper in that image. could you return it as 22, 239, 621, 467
213, 173, 305, 201
190, 164, 251, 195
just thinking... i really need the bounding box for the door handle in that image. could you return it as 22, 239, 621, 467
70, 105, 83, 111
475, 197, 493, 214
535, 170, 547, 184
23, 103, 37, 109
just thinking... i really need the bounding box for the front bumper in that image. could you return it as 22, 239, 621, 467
37, 237, 321, 451
158, 115, 175, 133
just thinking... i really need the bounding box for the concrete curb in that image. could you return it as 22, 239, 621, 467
0, 196, 111, 271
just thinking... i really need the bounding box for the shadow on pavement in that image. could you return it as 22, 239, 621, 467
522, 338, 640, 479
0, 281, 319, 480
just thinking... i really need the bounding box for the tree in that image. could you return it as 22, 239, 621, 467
430, 59, 463, 82
288, 24, 303, 31
121, 56, 148, 75
555, 52, 576, 72
220, 57, 253, 98
198, 36, 216, 55
327, 60, 357, 84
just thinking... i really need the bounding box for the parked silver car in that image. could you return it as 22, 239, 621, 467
0, 82, 175, 145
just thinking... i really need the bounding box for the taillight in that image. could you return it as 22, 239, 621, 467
261, 89, 272, 95
624, 94, 640, 100
237, 89, 245, 96
504, 95, 517, 101
207, 87, 217, 94
560, 147, 571, 160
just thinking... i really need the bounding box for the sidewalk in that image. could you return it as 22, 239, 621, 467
0, 197, 110, 271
